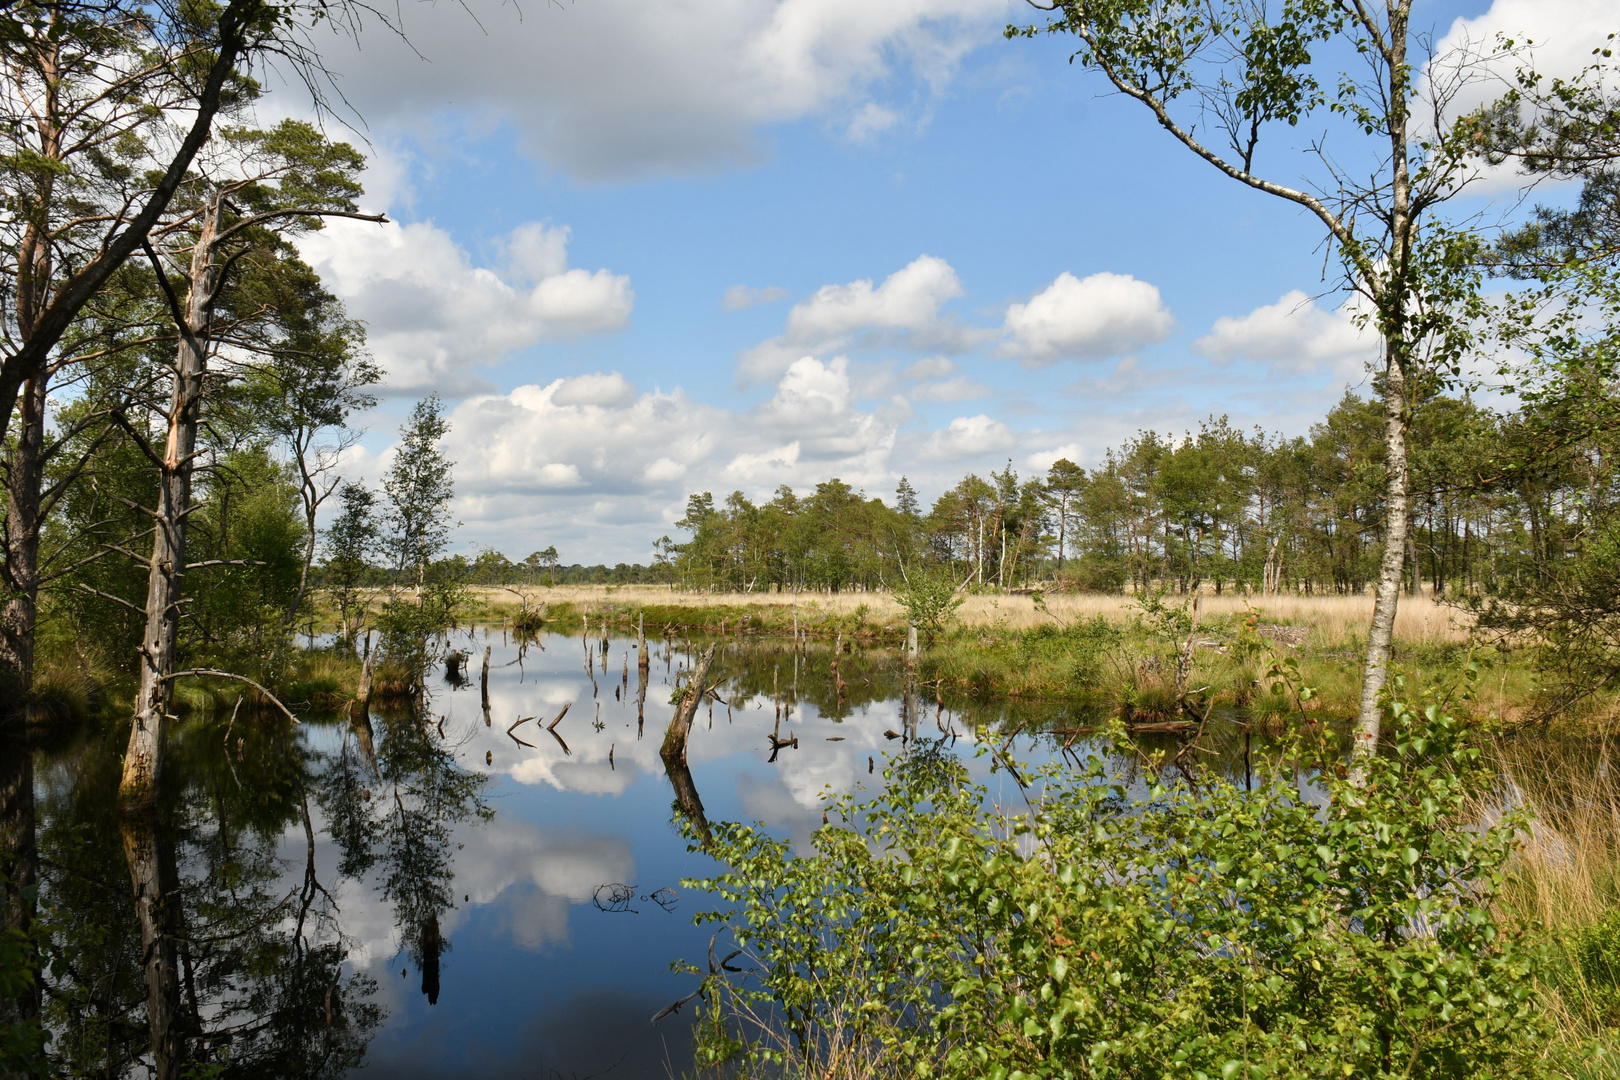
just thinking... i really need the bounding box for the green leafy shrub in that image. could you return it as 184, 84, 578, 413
1015, 617, 1122, 690
893, 574, 964, 646
686, 696, 1571, 1079
1569, 909, 1620, 1025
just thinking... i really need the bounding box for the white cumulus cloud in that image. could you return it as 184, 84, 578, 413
1000, 271, 1174, 365
1192, 290, 1376, 378
922, 414, 1016, 460
550, 371, 639, 408
297, 219, 632, 395
308, 0, 1017, 182
786, 255, 963, 340
531, 270, 634, 332
740, 255, 975, 384
501, 222, 572, 281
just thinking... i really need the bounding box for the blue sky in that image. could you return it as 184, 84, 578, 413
278, 0, 1611, 563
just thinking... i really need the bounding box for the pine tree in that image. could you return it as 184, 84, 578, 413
323, 482, 378, 648
383, 394, 455, 590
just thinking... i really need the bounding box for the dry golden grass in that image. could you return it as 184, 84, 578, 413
464, 584, 1470, 644
1485, 739, 1620, 1058
1494, 739, 1620, 933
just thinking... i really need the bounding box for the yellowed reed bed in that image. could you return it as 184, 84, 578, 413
463, 584, 1471, 644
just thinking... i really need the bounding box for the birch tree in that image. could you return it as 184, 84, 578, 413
1011, 0, 1490, 772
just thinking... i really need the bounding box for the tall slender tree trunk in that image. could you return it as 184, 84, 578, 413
1354, 352, 1411, 776
1351, 1, 1415, 779
0, 378, 45, 1049
121, 192, 222, 809
1, 80, 57, 732
1056, 495, 1067, 571
1, 372, 47, 727
0, 77, 58, 1043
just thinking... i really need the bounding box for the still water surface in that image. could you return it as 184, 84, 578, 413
36, 630, 1265, 1079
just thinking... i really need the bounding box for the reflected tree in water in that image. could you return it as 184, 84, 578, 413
315, 698, 490, 1009
38, 720, 380, 1078
0, 724, 43, 1073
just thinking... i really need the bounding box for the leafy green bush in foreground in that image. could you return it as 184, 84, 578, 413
687, 696, 1593, 1079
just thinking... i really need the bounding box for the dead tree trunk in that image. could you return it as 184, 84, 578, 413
355, 641, 376, 717
661, 644, 716, 846
636, 613, 650, 727
121, 192, 222, 809
904, 621, 920, 739
479, 644, 491, 723
661, 644, 716, 764
663, 751, 712, 848
419, 913, 441, 1005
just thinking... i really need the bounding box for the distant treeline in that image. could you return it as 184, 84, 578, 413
644, 388, 1615, 598
425, 386, 1613, 601
455, 556, 660, 587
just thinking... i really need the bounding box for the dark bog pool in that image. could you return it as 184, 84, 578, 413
32, 630, 1275, 1079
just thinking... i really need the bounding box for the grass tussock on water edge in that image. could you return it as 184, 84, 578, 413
281, 650, 359, 709
26, 650, 107, 726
